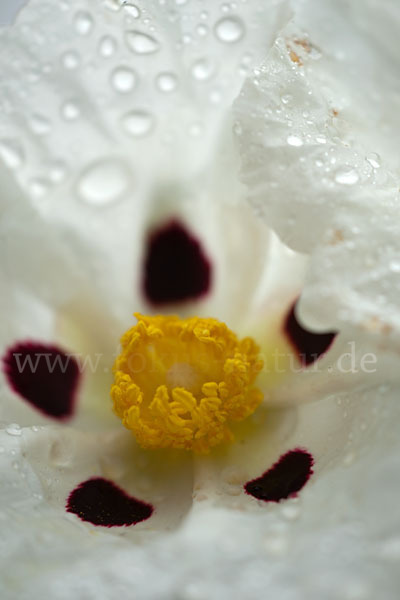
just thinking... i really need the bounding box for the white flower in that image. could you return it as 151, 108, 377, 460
0, 0, 400, 599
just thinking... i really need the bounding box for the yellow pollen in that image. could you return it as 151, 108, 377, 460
111, 313, 264, 453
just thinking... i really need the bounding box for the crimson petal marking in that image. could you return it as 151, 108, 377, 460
2, 341, 80, 420
244, 449, 314, 503
143, 220, 212, 305
66, 477, 154, 527
284, 300, 337, 366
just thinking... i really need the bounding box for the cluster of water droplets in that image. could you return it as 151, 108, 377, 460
0, 0, 261, 208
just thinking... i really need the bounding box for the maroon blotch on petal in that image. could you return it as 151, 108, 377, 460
244, 448, 314, 503
143, 220, 212, 305
284, 300, 337, 366
66, 477, 154, 527
2, 341, 80, 420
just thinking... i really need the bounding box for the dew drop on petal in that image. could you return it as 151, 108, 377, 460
61, 50, 81, 70
0, 139, 24, 169
2, 342, 80, 420
111, 66, 137, 93
214, 17, 245, 44
98, 35, 117, 58
156, 72, 178, 93
244, 449, 314, 503
366, 152, 381, 169
122, 2, 141, 18
6, 423, 22, 437
121, 110, 155, 137
196, 23, 208, 37
61, 101, 81, 121
334, 166, 359, 185
74, 11, 94, 36
66, 477, 153, 527
125, 30, 160, 54
77, 159, 131, 206
287, 135, 303, 147
191, 58, 214, 81
284, 300, 337, 366
29, 114, 51, 136
143, 221, 212, 305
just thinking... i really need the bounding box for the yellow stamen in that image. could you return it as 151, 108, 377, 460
111, 314, 264, 453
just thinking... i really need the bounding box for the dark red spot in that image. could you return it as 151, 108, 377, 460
2, 342, 80, 420
244, 448, 314, 503
143, 220, 211, 305
284, 300, 337, 366
66, 477, 153, 527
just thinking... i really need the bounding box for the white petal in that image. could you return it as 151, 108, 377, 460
235, 1, 400, 346
1, 387, 399, 598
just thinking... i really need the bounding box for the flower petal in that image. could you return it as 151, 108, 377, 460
235, 0, 400, 344
1, 386, 399, 598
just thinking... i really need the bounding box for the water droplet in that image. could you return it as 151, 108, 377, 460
281, 93, 293, 105
191, 59, 214, 81
74, 11, 94, 36
111, 66, 137, 93
263, 534, 288, 557
77, 159, 131, 206
62, 50, 80, 70
29, 114, 51, 136
188, 122, 203, 137
316, 134, 327, 144
366, 152, 381, 169
125, 30, 160, 54
334, 167, 359, 185
61, 101, 81, 121
121, 110, 154, 137
196, 24, 208, 37
6, 423, 22, 437
103, 0, 120, 11
390, 260, 400, 273
29, 178, 50, 198
343, 451, 355, 466
99, 35, 117, 58
49, 161, 68, 183
287, 135, 303, 147
280, 501, 301, 521
156, 72, 178, 93
122, 2, 140, 18
214, 17, 245, 43
233, 121, 242, 136
0, 140, 24, 169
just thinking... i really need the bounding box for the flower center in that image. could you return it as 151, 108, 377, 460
111, 314, 264, 453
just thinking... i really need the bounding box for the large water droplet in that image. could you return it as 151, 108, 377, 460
99, 36, 117, 58
122, 2, 140, 18
121, 110, 154, 137
111, 66, 137, 93
6, 423, 22, 437
125, 30, 160, 54
191, 58, 214, 81
156, 72, 178, 93
214, 17, 245, 43
77, 159, 131, 206
287, 135, 303, 147
0, 140, 24, 169
74, 11, 94, 36
334, 166, 359, 185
